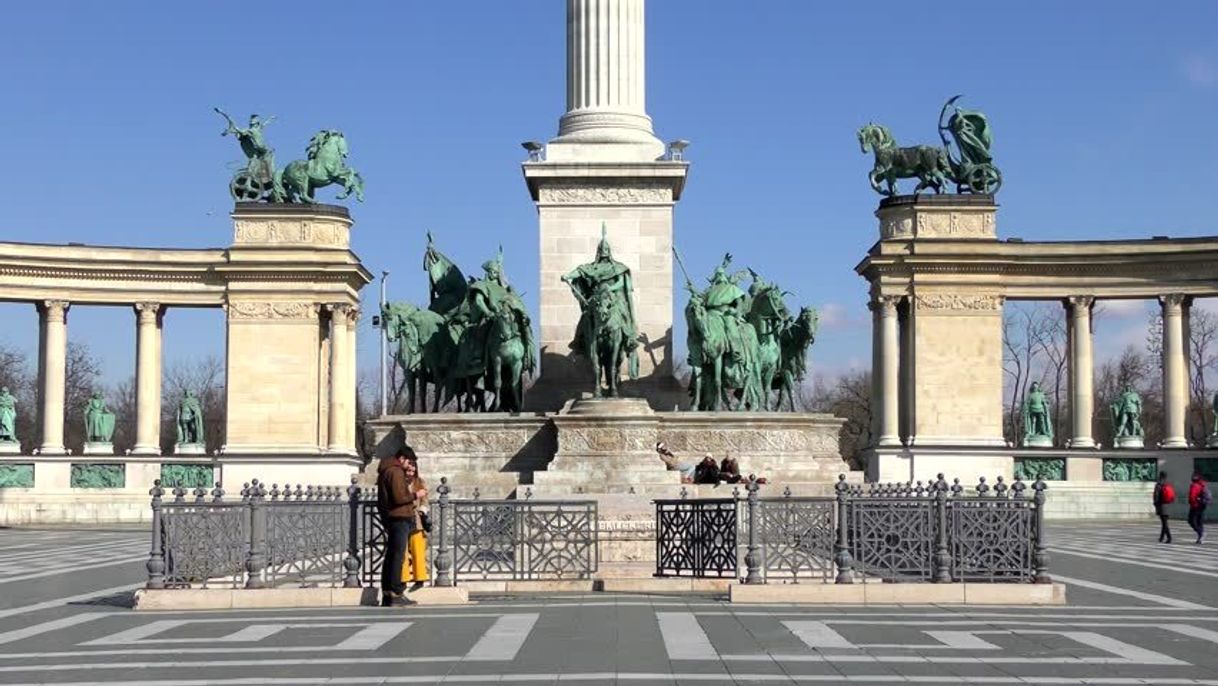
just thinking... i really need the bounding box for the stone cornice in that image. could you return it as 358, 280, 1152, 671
857, 236, 1218, 299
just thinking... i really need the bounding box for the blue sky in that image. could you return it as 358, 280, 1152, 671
2, 1, 1217, 384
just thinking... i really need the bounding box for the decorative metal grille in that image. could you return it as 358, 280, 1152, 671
162, 502, 247, 588
654, 499, 738, 578
756, 497, 836, 582
847, 497, 936, 582
358, 496, 386, 585
948, 498, 1035, 582
452, 500, 598, 581
264, 486, 347, 587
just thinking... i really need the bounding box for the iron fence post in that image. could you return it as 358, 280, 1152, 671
1033, 478, 1050, 583
146, 479, 165, 589
434, 477, 453, 587
833, 474, 853, 584
743, 477, 762, 585
343, 476, 361, 588
933, 473, 951, 583
245, 479, 267, 589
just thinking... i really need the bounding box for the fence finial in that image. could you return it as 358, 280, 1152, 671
1011, 475, 1026, 499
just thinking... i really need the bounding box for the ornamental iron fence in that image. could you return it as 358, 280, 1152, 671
147, 477, 598, 590
654, 475, 1049, 585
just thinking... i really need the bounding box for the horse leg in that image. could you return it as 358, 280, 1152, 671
712, 357, 723, 412
490, 357, 502, 412
510, 357, 524, 412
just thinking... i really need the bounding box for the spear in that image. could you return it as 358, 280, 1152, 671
672, 247, 697, 292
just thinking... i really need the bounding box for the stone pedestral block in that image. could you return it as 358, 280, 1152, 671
223, 204, 368, 455
875, 194, 997, 241
523, 161, 689, 412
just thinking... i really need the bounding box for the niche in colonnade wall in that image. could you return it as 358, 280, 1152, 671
158, 307, 226, 456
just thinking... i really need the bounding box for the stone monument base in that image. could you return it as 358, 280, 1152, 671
175, 443, 206, 456
82, 442, 115, 456
1115, 436, 1145, 449
0, 441, 19, 455
1207, 434, 1218, 449
365, 405, 859, 567
1023, 435, 1053, 448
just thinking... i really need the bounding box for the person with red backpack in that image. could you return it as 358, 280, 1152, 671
1188, 472, 1212, 545
1154, 471, 1175, 543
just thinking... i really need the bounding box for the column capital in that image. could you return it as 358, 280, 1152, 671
326, 303, 359, 325
133, 302, 163, 324
1160, 293, 1190, 310
869, 295, 901, 315
40, 300, 69, 322
1065, 295, 1095, 311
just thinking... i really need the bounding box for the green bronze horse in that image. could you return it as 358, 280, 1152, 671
274, 130, 365, 204
858, 123, 951, 196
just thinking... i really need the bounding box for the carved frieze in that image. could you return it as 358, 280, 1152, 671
913, 294, 1004, 312
538, 182, 671, 205
227, 301, 318, 321
659, 427, 841, 455
233, 218, 349, 248
879, 206, 996, 240
557, 426, 659, 453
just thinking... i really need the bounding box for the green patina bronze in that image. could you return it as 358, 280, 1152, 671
1021, 382, 1053, 447
216, 109, 364, 204
70, 463, 124, 488
382, 234, 536, 413
83, 391, 115, 444
1013, 457, 1065, 482
859, 95, 1001, 196
563, 225, 639, 398
0, 386, 17, 444
679, 251, 817, 412
160, 463, 215, 489
1111, 385, 1144, 443
0, 463, 33, 488
1102, 458, 1158, 482
176, 391, 205, 446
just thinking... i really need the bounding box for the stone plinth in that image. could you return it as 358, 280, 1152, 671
1115, 436, 1145, 449
218, 454, 362, 491
875, 194, 997, 241
82, 442, 115, 456
362, 413, 554, 498
223, 203, 367, 455
523, 163, 689, 412
174, 443, 206, 456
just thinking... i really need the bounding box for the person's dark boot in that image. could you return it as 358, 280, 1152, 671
409, 581, 425, 593
390, 594, 417, 607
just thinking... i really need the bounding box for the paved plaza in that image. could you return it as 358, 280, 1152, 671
0, 522, 1213, 684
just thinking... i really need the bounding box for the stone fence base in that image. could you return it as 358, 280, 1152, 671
133, 586, 469, 611
729, 582, 1066, 605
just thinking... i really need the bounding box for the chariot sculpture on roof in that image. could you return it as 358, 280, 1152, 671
215, 108, 365, 204
857, 95, 1001, 197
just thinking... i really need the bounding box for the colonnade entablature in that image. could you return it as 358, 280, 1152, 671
855, 194, 1218, 483
0, 204, 371, 466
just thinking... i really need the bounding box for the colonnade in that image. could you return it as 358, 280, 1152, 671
31, 299, 359, 456
872, 293, 1196, 449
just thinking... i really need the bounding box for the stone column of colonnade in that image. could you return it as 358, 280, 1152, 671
327, 304, 358, 455
132, 302, 164, 455
872, 295, 901, 447
1161, 294, 1189, 448
38, 300, 69, 455
345, 306, 359, 454
1066, 296, 1095, 449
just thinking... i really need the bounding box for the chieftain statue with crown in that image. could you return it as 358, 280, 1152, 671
562, 225, 640, 398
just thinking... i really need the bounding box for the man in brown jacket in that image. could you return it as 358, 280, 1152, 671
377, 446, 427, 606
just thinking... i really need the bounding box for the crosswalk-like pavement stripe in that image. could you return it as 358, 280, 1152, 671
1052, 573, 1212, 609
1049, 547, 1218, 578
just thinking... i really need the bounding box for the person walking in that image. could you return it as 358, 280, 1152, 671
401, 457, 430, 592
1187, 472, 1211, 545
1153, 471, 1175, 544
377, 446, 426, 606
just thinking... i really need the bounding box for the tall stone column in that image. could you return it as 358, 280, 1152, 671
327, 304, 352, 455
38, 300, 69, 455
873, 295, 901, 447
132, 303, 164, 455
1161, 294, 1189, 448
345, 307, 360, 454
1066, 296, 1094, 449
550, 0, 664, 161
